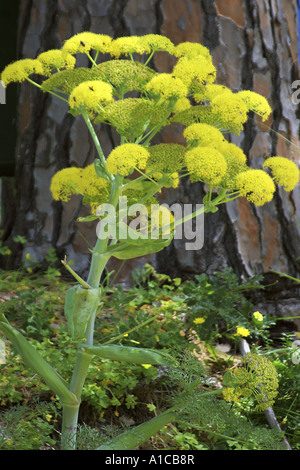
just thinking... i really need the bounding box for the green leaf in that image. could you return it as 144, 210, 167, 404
105, 234, 173, 260
81, 344, 177, 366
0, 317, 77, 406
96, 409, 176, 450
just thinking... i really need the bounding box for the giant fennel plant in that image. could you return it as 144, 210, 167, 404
1, 32, 299, 450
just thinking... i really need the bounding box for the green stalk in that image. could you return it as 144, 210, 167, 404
96, 409, 176, 450
61, 349, 93, 450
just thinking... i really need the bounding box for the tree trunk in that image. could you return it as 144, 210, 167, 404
2, 1, 300, 321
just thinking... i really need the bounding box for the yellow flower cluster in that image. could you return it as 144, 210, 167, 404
183, 123, 225, 148
62, 32, 112, 55
145, 73, 188, 102
37, 49, 76, 76
263, 156, 299, 191
235, 169, 276, 206
50, 163, 109, 204
211, 93, 249, 133
173, 56, 216, 88
1, 59, 44, 85
237, 90, 272, 122
106, 143, 150, 176
69, 80, 114, 113
234, 326, 250, 337
185, 147, 227, 185
222, 387, 242, 403
173, 41, 211, 60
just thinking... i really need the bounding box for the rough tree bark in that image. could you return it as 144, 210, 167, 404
2, 0, 300, 322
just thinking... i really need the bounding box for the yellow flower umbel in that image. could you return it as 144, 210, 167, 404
235, 169, 276, 206
185, 147, 227, 186
106, 143, 150, 176
211, 93, 248, 134
145, 73, 188, 104
69, 80, 114, 115
50, 167, 83, 202
237, 90, 272, 122
183, 123, 225, 148
173, 41, 211, 60
110, 36, 150, 58
50, 164, 110, 212
37, 49, 76, 76
139, 34, 174, 55
173, 55, 216, 89
219, 141, 249, 190
62, 32, 112, 56
263, 156, 300, 191
1, 59, 45, 85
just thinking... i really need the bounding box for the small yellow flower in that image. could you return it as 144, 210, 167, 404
141, 364, 152, 369
253, 311, 263, 322
234, 326, 250, 337
193, 317, 205, 325
211, 93, 248, 133
45, 414, 52, 422
263, 156, 300, 192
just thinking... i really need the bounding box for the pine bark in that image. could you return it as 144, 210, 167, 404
2, 0, 300, 321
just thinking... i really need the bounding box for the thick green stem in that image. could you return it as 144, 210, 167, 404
96, 409, 176, 450
61, 349, 93, 450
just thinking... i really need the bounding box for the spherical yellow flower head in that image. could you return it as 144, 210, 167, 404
219, 142, 249, 190
110, 36, 150, 58
173, 97, 192, 113
50, 164, 110, 210
194, 83, 233, 103
183, 123, 225, 148
263, 156, 300, 192
211, 93, 249, 134
235, 169, 276, 206
106, 143, 150, 176
219, 141, 247, 164
173, 56, 216, 89
62, 32, 112, 55
69, 80, 114, 114
237, 90, 272, 122
79, 164, 110, 197
50, 167, 83, 202
37, 49, 76, 76
1, 59, 45, 85
145, 73, 188, 103
185, 147, 227, 186
139, 34, 174, 54
173, 41, 211, 60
